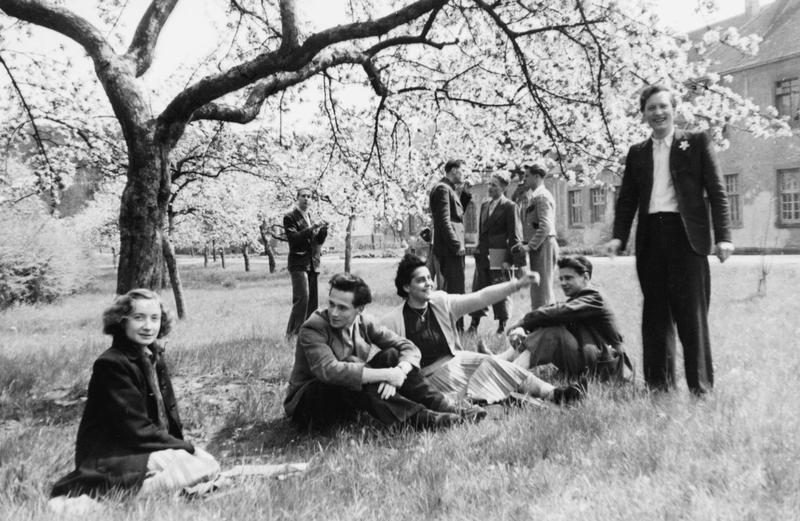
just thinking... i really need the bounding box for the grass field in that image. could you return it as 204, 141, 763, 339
1, 254, 799, 520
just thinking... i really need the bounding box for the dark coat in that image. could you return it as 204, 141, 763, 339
518, 287, 624, 352
474, 195, 522, 269
51, 337, 192, 498
284, 207, 328, 272
430, 177, 470, 257
612, 129, 731, 255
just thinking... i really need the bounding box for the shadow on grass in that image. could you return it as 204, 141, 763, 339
209, 416, 340, 460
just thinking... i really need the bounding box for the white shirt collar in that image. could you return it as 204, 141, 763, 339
651, 129, 675, 148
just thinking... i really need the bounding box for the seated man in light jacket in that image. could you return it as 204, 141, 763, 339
284, 272, 486, 431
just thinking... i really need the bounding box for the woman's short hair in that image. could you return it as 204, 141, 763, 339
557, 255, 593, 278
639, 84, 678, 112
329, 273, 373, 308
395, 253, 428, 299
102, 288, 173, 338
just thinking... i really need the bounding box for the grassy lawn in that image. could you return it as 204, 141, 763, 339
1, 255, 799, 520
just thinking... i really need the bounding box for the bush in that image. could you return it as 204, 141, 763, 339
0, 206, 93, 308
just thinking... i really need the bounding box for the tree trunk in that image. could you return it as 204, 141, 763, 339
242, 242, 250, 272
111, 247, 117, 266
212, 240, 217, 262
259, 221, 277, 273
116, 143, 170, 294
220, 248, 226, 269
162, 235, 186, 318
203, 245, 209, 268
344, 213, 355, 273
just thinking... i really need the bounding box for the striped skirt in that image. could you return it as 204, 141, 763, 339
422, 351, 530, 404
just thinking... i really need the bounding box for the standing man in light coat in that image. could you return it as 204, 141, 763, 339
516, 164, 558, 309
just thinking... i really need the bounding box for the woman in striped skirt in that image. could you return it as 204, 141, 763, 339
380, 254, 584, 405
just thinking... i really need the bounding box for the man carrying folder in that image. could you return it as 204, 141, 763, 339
467, 172, 524, 335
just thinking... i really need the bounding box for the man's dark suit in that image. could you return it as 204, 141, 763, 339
429, 177, 471, 329
612, 129, 731, 393
284, 208, 328, 336
469, 195, 522, 324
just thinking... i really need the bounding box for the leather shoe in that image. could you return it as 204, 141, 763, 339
409, 409, 460, 430
552, 377, 588, 405
457, 403, 488, 423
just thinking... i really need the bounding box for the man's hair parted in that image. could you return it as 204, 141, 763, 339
557, 255, 593, 278
444, 159, 465, 173
329, 272, 373, 308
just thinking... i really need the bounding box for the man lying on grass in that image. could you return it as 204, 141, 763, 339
50, 289, 219, 506
284, 272, 486, 431
499, 255, 632, 382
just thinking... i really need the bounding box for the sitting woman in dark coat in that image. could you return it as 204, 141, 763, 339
50, 289, 218, 503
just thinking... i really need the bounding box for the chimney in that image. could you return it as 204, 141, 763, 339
745, 0, 760, 17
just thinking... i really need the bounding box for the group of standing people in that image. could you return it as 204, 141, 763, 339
50, 84, 733, 504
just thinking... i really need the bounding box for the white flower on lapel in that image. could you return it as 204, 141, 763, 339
678, 140, 690, 151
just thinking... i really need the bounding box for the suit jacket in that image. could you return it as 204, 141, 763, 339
51, 336, 192, 497
430, 177, 467, 256
475, 196, 522, 268
284, 207, 328, 272
517, 287, 624, 351
284, 310, 422, 418
612, 129, 731, 255
522, 185, 557, 250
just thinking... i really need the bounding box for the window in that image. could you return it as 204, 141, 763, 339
590, 187, 606, 223
778, 168, 800, 225
568, 189, 584, 226
724, 174, 742, 226
776, 78, 800, 121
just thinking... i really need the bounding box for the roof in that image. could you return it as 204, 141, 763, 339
688, 0, 800, 74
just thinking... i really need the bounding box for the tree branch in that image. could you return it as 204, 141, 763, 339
125, 0, 180, 77
190, 49, 372, 123
160, 0, 447, 126
0, 0, 149, 131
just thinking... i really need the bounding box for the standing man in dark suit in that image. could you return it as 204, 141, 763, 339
285, 187, 328, 337
604, 84, 734, 395
467, 172, 523, 334
429, 159, 472, 332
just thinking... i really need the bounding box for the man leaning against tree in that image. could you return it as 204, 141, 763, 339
284, 187, 328, 338
603, 84, 734, 396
